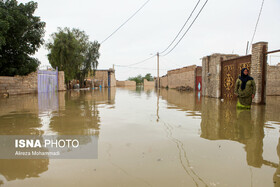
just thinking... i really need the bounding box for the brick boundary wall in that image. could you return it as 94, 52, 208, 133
58, 71, 67, 91
251, 42, 268, 104
0, 72, 38, 95
201, 42, 268, 104
167, 65, 197, 89
157, 65, 202, 89
266, 64, 280, 96
143, 79, 154, 87
87, 70, 116, 88
116, 81, 136, 87
160, 75, 168, 88
202, 54, 238, 98
0, 71, 66, 96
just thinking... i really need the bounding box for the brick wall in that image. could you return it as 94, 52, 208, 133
92, 71, 108, 87
110, 72, 116, 87
116, 81, 136, 87
143, 79, 154, 87
0, 70, 66, 96
196, 66, 202, 76
58, 71, 67, 91
157, 65, 202, 89
167, 65, 197, 89
201, 42, 268, 104
87, 70, 116, 88
160, 76, 168, 88
251, 42, 268, 104
202, 54, 238, 98
0, 72, 37, 95
266, 64, 280, 96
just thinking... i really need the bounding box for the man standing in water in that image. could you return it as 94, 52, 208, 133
234, 68, 256, 109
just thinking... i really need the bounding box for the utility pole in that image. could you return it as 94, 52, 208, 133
156, 52, 160, 122
157, 52, 159, 89
246, 41, 249, 55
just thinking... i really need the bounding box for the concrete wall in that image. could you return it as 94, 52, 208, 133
143, 79, 154, 87
267, 64, 280, 96
116, 80, 136, 87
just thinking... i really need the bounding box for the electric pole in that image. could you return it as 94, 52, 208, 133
157, 52, 159, 89
246, 41, 249, 55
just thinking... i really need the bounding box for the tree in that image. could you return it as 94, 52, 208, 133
0, 0, 45, 76
72, 29, 100, 86
144, 73, 154, 81
46, 28, 83, 84
128, 73, 154, 85
78, 41, 100, 86
46, 28, 100, 87
128, 74, 143, 85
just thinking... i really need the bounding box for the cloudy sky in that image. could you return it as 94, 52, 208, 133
19, 0, 280, 80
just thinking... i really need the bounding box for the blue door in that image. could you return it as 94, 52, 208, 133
108, 72, 111, 87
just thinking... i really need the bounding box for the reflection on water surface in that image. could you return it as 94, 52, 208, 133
0, 87, 279, 186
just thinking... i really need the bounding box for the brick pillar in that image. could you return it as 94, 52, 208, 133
58, 71, 66, 91
251, 42, 268, 104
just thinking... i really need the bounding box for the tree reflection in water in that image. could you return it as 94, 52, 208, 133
0, 88, 116, 184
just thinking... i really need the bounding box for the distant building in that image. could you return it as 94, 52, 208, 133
155, 65, 202, 91
86, 69, 116, 88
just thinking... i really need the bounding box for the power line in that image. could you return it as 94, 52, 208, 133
114, 0, 208, 73
115, 54, 156, 67
116, 0, 208, 73
100, 0, 151, 44
160, 0, 209, 57
115, 65, 167, 70
250, 0, 265, 49
159, 0, 201, 54
127, 55, 156, 66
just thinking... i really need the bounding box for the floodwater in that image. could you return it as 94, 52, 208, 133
0, 87, 280, 187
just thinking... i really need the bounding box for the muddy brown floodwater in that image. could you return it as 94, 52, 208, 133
0, 87, 280, 187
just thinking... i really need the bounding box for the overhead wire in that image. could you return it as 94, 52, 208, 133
249, 0, 265, 50
115, 64, 167, 70
115, 0, 209, 74
159, 0, 201, 54
100, 0, 151, 44
160, 0, 209, 57
114, 54, 156, 67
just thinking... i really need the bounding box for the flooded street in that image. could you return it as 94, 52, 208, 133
0, 87, 280, 187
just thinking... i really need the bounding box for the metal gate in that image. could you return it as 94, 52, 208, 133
196, 76, 202, 92
108, 72, 111, 87
38, 69, 58, 93
221, 55, 251, 99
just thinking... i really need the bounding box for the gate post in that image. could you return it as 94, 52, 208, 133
251, 42, 268, 104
